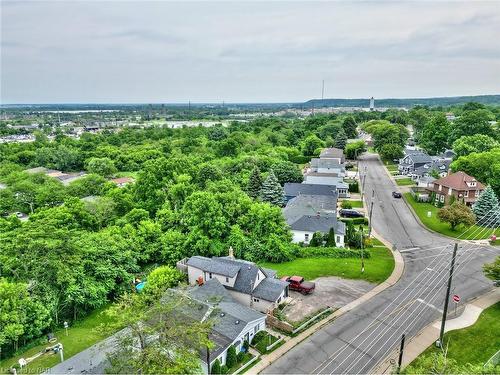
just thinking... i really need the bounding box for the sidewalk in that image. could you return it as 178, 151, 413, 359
250, 237, 405, 374
372, 288, 500, 374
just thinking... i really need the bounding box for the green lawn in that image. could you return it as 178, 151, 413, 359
395, 177, 415, 186
0, 305, 117, 374
342, 200, 364, 208
260, 246, 394, 284
404, 193, 500, 240
408, 302, 500, 369
385, 164, 399, 172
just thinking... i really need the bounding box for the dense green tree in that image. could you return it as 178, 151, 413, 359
226, 345, 237, 368
85, 157, 117, 177
211, 359, 222, 374
452, 134, 498, 157
259, 170, 285, 207
473, 186, 500, 227
438, 202, 476, 230
334, 128, 348, 149
345, 140, 366, 160
309, 232, 324, 247
419, 114, 450, 155
302, 134, 324, 156
449, 109, 494, 143
342, 116, 357, 139
143, 266, 182, 298
378, 143, 404, 162
271, 161, 303, 185
247, 166, 263, 198
325, 227, 336, 247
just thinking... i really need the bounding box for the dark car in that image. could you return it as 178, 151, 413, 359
339, 209, 364, 218
392, 191, 402, 198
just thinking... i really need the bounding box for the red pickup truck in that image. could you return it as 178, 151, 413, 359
281, 275, 316, 294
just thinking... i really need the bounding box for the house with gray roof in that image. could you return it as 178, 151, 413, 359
282, 194, 337, 225
184, 278, 266, 373
319, 147, 345, 163
284, 183, 338, 202
309, 158, 346, 176
398, 149, 433, 175
185, 254, 289, 313
288, 214, 345, 247
303, 174, 349, 197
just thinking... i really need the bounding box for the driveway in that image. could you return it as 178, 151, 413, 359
284, 277, 375, 322
263, 153, 499, 374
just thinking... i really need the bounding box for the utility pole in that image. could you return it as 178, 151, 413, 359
397, 333, 406, 374
359, 225, 365, 273
437, 243, 458, 348
368, 191, 374, 237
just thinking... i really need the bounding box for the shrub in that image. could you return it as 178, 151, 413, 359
251, 330, 267, 345
237, 351, 245, 363
243, 340, 249, 351
220, 365, 228, 374
340, 217, 368, 225
348, 181, 359, 193
309, 231, 324, 247
225, 345, 237, 368
211, 359, 221, 374
341, 200, 353, 209
297, 246, 371, 259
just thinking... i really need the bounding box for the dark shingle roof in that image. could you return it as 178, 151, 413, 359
290, 214, 345, 235
187, 256, 241, 277
252, 278, 289, 302
284, 183, 338, 197
283, 194, 338, 225
407, 152, 433, 164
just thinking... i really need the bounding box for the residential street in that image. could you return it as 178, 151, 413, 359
263, 153, 499, 374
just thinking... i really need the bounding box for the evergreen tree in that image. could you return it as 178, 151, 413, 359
345, 220, 356, 247
473, 186, 500, 227
334, 128, 348, 150
325, 227, 336, 247
225, 345, 237, 368
342, 116, 357, 139
259, 170, 285, 206
247, 166, 263, 198
309, 231, 323, 247
211, 359, 221, 374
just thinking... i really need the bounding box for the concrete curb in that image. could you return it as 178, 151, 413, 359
371, 288, 500, 374
252, 232, 405, 374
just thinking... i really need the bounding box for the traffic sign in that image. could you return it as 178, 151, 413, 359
452, 294, 460, 303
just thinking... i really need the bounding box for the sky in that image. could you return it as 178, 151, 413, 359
1, 1, 500, 104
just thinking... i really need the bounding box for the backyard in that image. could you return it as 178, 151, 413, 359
0, 306, 117, 374
404, 193, 500, 240
260, 245, 394, 284
406, 302, 500, 371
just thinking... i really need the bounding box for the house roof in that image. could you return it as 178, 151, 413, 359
284, 183, 338, 197
310, 158, 346, 170
433, 171, 485, 191
283, 194, 338, 225
305, 172, 342, 177
320, 148, 344, 159
187, 256, 241, 277
252, 278, 289, 302
186, 256, 288, 302
406, 152, 433, 164
413, 159, 451, 177
303, 176, 348, 188
289, 214, 346, 235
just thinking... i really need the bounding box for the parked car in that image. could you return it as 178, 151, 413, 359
392, 191, 402, 198
281, 275, 315, 295
339, 209, 364, 218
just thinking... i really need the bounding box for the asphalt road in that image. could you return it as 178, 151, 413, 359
263, 153, 499, 374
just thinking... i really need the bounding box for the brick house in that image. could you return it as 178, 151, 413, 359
430, 171, 485, 206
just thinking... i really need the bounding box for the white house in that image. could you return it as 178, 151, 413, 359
309, 158, 346, 176
185, 255, 289, 314
288, 214, 345, 247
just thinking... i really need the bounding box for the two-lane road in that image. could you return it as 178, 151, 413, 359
263, 153, 499, 374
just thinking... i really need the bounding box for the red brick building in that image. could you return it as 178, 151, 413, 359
430, 171, 485, 206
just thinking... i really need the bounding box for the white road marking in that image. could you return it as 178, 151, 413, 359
399, 247, 420, 253
416, 298, 443, 313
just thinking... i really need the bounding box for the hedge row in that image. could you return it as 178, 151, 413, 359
296, 247, 371, 259
340, 217, 369, 225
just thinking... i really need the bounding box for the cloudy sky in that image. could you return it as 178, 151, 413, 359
2, 1, 500, 103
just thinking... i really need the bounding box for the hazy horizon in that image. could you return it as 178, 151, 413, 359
2, 1, 500, 104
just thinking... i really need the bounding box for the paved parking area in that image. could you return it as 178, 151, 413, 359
283, 276, 375, 322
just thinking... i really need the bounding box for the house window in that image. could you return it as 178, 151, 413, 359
337, 236, 340, 243
209, 273, 212, 279
225, 277, 229, 283
253, 298, 260, 302
464, 191, 469, 198
438, 184, 442, 191
254, 324, 259, 334
304, 233, 310, 242
277, 297, 281, 303
440, 195, 445, 203
257, 273, 259, 280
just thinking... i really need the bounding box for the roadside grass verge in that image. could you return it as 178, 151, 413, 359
395, 177, 415, 186
0, 305, 117, 374
407, 302, 500, 369
341, 200, 363, 208
259, 246, 394, 284
403, 193, 499, 240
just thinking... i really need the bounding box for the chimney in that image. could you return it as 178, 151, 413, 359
228, 246, 234, 258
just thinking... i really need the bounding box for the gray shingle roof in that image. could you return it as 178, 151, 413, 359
290, 214, 345, 235
252, 278, 289, 302
283, 194, 338, 225
310, 158, 346, 170
407, 152, 433, 164
320, 148, 344, 160
187, 256, 241, 277
284, 183, 338, 197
